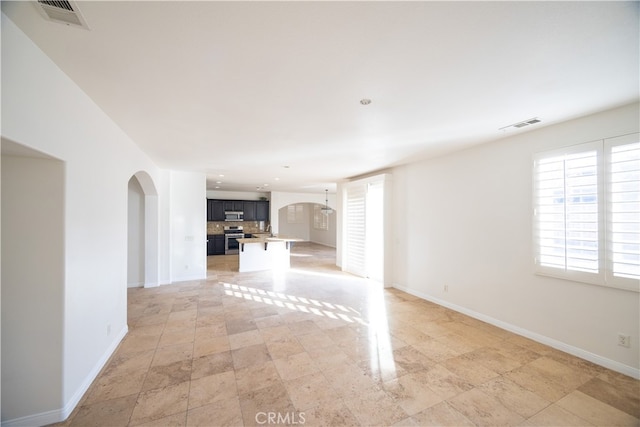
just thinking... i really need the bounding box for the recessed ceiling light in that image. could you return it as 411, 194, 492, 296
215, 186, 220, 189
218, 174, 224, 177
264, 184, 270, 187
274, 177, 280, 181
216, 181, 222, 184
360, 99, 372, 105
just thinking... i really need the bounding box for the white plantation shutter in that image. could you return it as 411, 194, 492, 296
287, 204, 304, 224
534, 142, 602, 283
563, 150, 600, 273
365, 181, 384, 282
606, 134, 640, 289
535, 155, 567, 269
534, 134, 640, 292
345, 184, 366, 277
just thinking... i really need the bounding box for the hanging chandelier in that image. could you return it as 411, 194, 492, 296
321, 189, 333, 215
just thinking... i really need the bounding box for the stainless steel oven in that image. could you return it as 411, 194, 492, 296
224, 225, 244, 255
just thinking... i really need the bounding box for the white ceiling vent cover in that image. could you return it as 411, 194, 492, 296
37, 0, 90, 29
499, 117, 542, 132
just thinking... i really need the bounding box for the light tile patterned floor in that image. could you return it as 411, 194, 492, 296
57, 243, 639, 426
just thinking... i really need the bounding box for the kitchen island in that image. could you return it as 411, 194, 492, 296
236, 235, 303, 273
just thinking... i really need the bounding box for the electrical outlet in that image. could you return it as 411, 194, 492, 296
618, 333, 630, 348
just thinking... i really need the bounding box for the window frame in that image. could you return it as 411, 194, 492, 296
313, 204, 329, 231
533, 133, 639, 292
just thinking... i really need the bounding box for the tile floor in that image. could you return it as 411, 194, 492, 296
57, 243, 639, 426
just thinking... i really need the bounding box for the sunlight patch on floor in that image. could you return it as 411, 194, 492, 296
222, 282, 366, 325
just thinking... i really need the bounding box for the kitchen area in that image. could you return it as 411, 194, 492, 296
206, 198, 271, 256
206, 197, 304, 273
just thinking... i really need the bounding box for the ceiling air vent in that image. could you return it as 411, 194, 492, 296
499, 117, 542, 132
37, 0, 90, 29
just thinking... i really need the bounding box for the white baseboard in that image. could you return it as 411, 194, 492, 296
393, 284, 640, 380
170, 273, 207, 283
1, 408, 62, 427
62, 325, 129, 419
308, 240, 336, 248
1, 325, 129, 427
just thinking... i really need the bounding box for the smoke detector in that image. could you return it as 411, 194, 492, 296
36, 0, 90, 29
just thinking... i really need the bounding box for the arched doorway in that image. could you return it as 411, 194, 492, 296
127, 171, 159, 288
277, 202, 337, 247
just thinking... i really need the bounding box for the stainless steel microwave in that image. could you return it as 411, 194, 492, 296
224, 211, 244, 221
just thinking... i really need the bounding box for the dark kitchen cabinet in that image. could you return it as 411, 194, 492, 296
243, 201, 256, 221
213, 235, 224, 255
207, 235, 225, 255
207, 235, 215, 255
256, 201, 269, 221
211, 200, 224, 221
207, 199, 268, 222
223, 200, 244, 212
207, 200, 225, 221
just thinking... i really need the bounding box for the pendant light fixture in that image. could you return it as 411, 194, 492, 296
321, 189, 333, 215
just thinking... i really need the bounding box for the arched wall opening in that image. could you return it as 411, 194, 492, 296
277, 202, 337, 247
269, 191, 337, 236
127, 171, 159, 288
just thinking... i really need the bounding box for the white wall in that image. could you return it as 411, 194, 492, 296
1, 14, 165, 424
1, 152, 65, 423
169, 171, 207, 282
392, 102, 640, 377
159, 171, 172, 284
128, 176, 145, 287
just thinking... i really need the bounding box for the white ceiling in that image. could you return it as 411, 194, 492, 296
3, 1, 638, 193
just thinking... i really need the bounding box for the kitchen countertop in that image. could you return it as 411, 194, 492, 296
238, 235, 300, 272
206, 232, 271, 236
236, 235, 303, 244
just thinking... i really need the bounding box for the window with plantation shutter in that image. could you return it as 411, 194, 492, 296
287, 204, 304, 224
535, 147, 600, 274
313, 205, 328, 230
534, 133, 639, 292
606, 134, 640, 288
